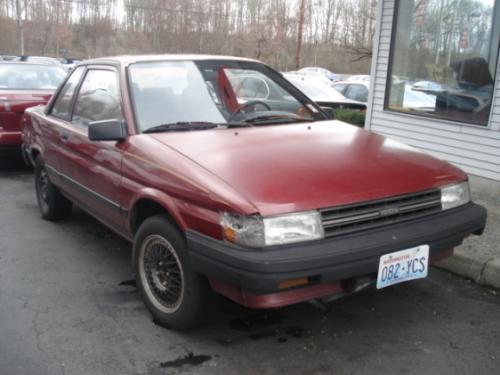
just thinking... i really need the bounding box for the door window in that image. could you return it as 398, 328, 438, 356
332, 83, 348, 95
72, 69, 123, 127
50, 66, 85, 121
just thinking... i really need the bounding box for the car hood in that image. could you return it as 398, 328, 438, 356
151, 121, 465, 216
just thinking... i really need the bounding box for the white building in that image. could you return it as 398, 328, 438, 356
365, 0, 500, 181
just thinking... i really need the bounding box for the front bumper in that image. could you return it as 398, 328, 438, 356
187, 203, 486, 306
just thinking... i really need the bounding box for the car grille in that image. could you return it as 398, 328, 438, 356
320, 189, 442, 238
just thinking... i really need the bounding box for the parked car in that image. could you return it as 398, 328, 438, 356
20, 56, 64, 69
0, 62, 66, 150
412, 80, 444, 92
59, 58, 83, 72
346, 74, 371, 82
284, 73, 366, 110
0, 55, 21, 62
332, 80, 436, 111
298, 66, 341, 82
23, 55, 486, 330
332, 81, 370, 102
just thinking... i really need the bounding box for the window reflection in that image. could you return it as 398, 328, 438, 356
386, 0, 499, 126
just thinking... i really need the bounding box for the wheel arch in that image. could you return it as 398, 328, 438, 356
128, 190, 187, 238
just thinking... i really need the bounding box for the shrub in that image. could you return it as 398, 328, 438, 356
333, 109, 366, 128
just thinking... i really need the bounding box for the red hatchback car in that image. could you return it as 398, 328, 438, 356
23, 55, 486, 330
0, 62, 66, 150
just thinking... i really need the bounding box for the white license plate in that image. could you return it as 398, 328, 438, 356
376, 245, 429, 289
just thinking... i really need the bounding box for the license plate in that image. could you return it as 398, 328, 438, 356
376, 245, 429, 289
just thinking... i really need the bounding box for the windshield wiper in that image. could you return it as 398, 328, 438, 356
143, 121, 252, 133
143, 121, 218, 133
243, 114, 314, 125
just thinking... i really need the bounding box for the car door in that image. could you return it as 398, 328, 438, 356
39, 66, 86, 184
57, 66, 127, 234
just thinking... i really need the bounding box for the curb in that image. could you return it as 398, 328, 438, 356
435, 254, 500, 290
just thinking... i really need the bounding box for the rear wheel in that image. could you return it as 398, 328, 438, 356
34, 157, 72, 221
134, 214, 210, 330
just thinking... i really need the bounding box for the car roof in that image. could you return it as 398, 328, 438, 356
81, 54, 261, 67
333, 80, 370, 88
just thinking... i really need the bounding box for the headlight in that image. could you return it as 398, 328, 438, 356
221, 211, 324, 247
441, 181, 470, 210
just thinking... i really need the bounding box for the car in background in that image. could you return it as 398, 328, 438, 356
0, 55, 21, 62
284, 73, 366, 110
332, 80, 436, 111
20, 56, 64, 68
412, 81, 444, 92
298, 66, 341, 82
0, 62, 66, 150
331, 81, 370, 103
59, 58, 83, 72
346, 74, 370, 82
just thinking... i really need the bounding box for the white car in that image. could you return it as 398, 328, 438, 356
346, 74, 371, 82
284, 74, 366, 110
297, 67, 341, 83
332, 80, 436, 111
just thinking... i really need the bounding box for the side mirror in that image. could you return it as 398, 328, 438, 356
88, 119, 127, 142
320, 106, 335, 120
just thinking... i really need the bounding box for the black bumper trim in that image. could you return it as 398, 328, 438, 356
187, 203, 486, 293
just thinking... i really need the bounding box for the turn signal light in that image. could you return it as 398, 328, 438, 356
278, 277, 309, 290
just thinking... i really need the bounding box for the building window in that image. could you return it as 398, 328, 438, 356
385, 0, 499, 126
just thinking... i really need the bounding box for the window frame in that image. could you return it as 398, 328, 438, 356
383, 0, 500, 128
70, 67, 125, 129
47, 66, 86, 121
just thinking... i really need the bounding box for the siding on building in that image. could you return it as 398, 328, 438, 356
365, 0, 500, 181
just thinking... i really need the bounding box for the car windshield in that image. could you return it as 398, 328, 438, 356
0, 64, 66, 90
128, 61, 317, 132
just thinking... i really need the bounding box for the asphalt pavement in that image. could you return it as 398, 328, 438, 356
1, 152, 499, 375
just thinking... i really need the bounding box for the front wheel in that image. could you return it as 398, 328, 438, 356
34, 157, 72, 221
133, 214, 210, 330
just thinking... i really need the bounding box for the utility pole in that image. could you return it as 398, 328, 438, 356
295, 0, 306, 69
15, 0, 25, 55
55, 0, 60, 58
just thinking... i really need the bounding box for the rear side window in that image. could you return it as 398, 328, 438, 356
51, 66, 85, 121
345, 84, 368, 102
332, 83, 347, 95
72, 69, 123, 127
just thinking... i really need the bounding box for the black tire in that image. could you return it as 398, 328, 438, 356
133, 214, 211, 330
34, 156, 72, 221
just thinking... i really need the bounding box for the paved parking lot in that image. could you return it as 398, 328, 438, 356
1, 153, 499, 375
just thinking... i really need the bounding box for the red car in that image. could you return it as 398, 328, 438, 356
23, 55, 486, 330
0, 62, 66, 150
